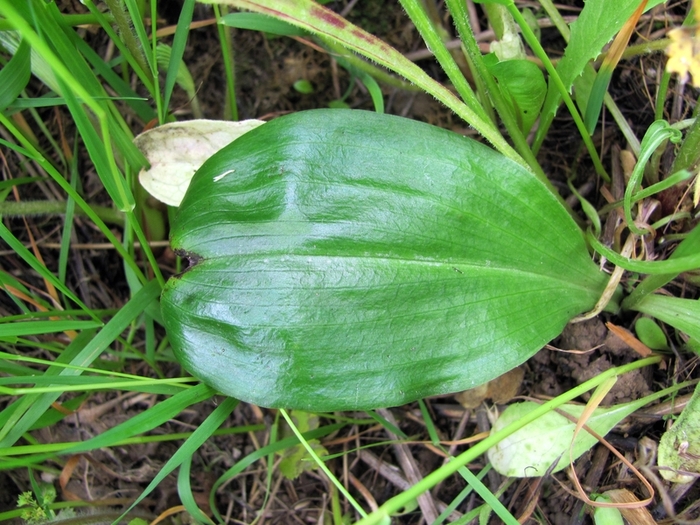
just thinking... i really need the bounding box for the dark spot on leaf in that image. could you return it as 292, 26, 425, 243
351, 28, 374, 44
172, 249, 203, 277
310, 5, 346, 29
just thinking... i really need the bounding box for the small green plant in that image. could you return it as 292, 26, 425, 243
17, 485, 56, 525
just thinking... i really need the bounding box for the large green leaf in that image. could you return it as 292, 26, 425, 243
161, 110, 606, 411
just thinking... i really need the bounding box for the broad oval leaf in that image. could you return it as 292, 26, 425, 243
162, 109, 606, 411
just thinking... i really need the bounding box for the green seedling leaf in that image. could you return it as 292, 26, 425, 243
134, 119, 265, 206
630, 295, 700, 342
487, 400, 641, 477
279, 411, 328, 479
292, 79, 314, 94
658, 381, 700, 483
634, 317, 668, 351
162, 109, 607, 411
487, 58, 546, 135
593, 494, 624, 525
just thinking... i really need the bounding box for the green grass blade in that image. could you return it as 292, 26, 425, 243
103, 0, 151, 77
0, 279, 161, 448
0, 329, 96, 448
4, 0, 135, 210
115, 396, 239, 522
0, 222, 94, 315
0, 384, 218, 472
162, 0, 195, 113
208, 422, 347, 522
400, 0, 487, 122
57, 150, 79, 285
80, 0, 153, 95
178, 456, 216, 525
354, 356, 661, 524
280, 409, 367, 518
213, 5, 238, 120
0, 320, 103, 337
0, 113, 148, 284
0, 38, 31, 111
219, 11, 306, 35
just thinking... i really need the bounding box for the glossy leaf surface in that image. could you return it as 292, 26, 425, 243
162, 110, 606, 411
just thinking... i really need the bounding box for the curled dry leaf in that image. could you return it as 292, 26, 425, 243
134, 119, 265, 206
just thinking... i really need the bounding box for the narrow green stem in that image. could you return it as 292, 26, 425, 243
102, 0, 150, 79
149, 0, 165, 124
125, 210, 165, 287
214, 5, 239, 121
280, 409, 367, 518
401, 0, 489, 123
0, 200, 124, 225
319, 37, 418, 91
82, 1, 154, 95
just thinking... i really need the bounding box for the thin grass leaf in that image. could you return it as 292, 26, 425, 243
353, 357, 661, 525
0, 279, 161, 448
57, 153, 78, 285
115, 396, 238, 522
400, 0, 488, 123
178, 456, 216, 525
418, 400, 440, 446
219, 12, 307, 35
0, 222, 93, 315
162, 0, 195, 113
0, 396, 87, 434
460, 467, 518, 525
0, 320, 102, 337
212, 5, 238, 120
0, 38, 30, 111
5, 0, 135, 210
208, 422, 347, 522
433, 466, 490, 525
280, 409, 367, 517
1, 425, 263, 460
0, 329, 96, 448
0, 30, 59, 93
0, 378, 194, 395
0, 383, 218, 472
534, 0, 666, 150
103, 0, 152, 78
82, 1, 153, 92
71, 36, 155, 122
583, 0, 647, 134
